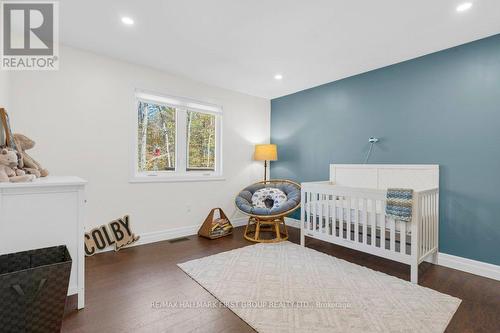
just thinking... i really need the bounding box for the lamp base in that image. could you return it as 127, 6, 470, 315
263, 160, 268, 182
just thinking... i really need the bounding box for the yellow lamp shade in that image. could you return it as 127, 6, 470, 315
254, 144, 277, 161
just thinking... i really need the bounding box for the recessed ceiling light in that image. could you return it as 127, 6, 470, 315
121, 17, 134, 25
274, 74, 283, 80
456, 2, 472, 12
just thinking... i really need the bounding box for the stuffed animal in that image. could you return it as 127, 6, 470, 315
0, 148, 36, 182
13, 133, 49, 178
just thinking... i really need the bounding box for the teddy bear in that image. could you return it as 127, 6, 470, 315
13, 133, 49, 178
0, 148, 36, 182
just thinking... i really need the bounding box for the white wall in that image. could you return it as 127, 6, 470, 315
8, 46, 270, 235
0, 71, 9, 109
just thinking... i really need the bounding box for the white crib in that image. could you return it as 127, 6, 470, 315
300, 164, 439, 284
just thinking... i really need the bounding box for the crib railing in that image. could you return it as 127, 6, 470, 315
415, 188, 439, 263
300, 182, 439, 281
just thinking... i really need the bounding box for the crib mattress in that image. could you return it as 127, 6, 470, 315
305, 199, 411, 234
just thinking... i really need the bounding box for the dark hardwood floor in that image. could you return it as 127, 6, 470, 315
62, 226, 500, 332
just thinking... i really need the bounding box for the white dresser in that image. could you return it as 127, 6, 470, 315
0, 176, 87, 309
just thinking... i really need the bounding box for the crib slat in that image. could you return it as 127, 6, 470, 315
432, 193, 436, 249
420, 195, 424, 254
319, 197, 323, 234
302, 192, 305, 229
400, 219, 406, 254
318, 197, 322, 233
312, 192, 315, 232
424, 194, 428, 255
307, 201, 310, 231
305, 192, 311, 230
429, 194, 433, 251
381, 199, 386, 249
310, 192, 316, 231
335, 196, 340, 237
321, 201, 326, 234
362, 198, 368, 244
430, 193, 434, 250
433, 193, 437, 249
390, 219, 396, 252
328, 195, 332, 235
428, 195, 432, 251
305, 200, 308, 229
318, 195, 321, 233
347, 196, 351, 241
325, 198, 330, 235
420, 195, 424, 257
371, 199, 377, 247
313, 198, 318, 232
338, 195, 342, 238
353, 197, 359, 242
425, 195, 432, 252
305, 202, 309, 230
333, 196, 337, 237
311, 192, 314, 231
306, 193, 310, 230
429, 193, 433, 250
319, 201, 323, 234
340, 196, 345, 239
350, 196, 355, 241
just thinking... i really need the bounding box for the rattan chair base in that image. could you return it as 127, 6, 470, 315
243, 216, 289, 243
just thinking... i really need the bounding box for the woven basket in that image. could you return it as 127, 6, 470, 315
0, 245, 72, 333
198, 208, 233, 239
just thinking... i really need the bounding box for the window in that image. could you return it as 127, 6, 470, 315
137, 102, 176, 172
187, 111, 216, 171
132, 91, 222, 182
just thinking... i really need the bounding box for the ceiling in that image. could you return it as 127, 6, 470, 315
60, 0, 500, 99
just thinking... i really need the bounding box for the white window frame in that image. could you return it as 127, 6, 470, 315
130, 90, 223, 183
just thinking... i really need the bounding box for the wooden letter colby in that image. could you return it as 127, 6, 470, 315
84, 215, 140, 256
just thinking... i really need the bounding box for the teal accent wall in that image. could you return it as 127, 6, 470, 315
271, 34, 500, 266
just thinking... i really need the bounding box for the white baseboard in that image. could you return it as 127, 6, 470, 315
231, 217, 249, 228
94, 217, 248, 254
137, 217, 295, 246
287, 217, 500, 281
134, 225, 199, 246
284, 217, 300, 228
135, 217, 249, 246
435, 252, 500, 281
129, 218, 296, 247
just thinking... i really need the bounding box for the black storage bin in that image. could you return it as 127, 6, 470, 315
0, 245, 72, 333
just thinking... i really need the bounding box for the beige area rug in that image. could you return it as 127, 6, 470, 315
178, 242, 461, 333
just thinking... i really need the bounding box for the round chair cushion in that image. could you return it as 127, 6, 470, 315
251, 188, 287, 210
235, 181, 301, 216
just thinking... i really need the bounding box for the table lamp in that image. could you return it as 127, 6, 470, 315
254, 144, 277, 181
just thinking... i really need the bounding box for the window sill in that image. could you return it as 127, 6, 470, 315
129, 175, 226, 184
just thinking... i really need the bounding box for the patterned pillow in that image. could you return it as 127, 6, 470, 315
251, 188, 287, 210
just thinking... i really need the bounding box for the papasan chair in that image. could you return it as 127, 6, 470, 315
235, 179, 301, 243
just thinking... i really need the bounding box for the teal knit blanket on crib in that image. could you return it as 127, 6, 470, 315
386, 188, 413, 222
